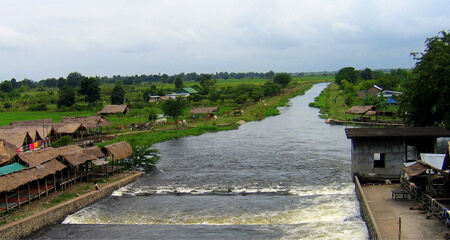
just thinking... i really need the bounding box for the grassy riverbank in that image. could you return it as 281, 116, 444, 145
99, 80, 323, 147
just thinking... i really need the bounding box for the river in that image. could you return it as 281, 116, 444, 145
28, 82, 369, 239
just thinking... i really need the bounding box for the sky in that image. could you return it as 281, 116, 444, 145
1, 0, 449, 81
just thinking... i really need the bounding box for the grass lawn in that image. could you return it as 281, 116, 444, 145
0, 111, 96, 126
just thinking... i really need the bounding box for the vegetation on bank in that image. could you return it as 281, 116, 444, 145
310, 31, 450, 128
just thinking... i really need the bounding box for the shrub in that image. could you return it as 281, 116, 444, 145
28, 103, 48, 111
51, 136, 74, 148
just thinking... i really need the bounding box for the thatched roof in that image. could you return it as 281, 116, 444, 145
59, 149, 98, 166
0, 130, 33, 148
0, 159, 66, 193
18, 145, 82, 167
10, 118, 54, 126
52, 123, 87, 134
101, 141, 133, 160
190, 107, 219, 114
0, 125, 56, 139
0, 125, 43, 141
59, 116, 113, 129
0, 140, 17, 165
97, 105, 130, 115
83, 146, 105, 158
345, 105, 375, 114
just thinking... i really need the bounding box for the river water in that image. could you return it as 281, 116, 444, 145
28, 82, 369, 239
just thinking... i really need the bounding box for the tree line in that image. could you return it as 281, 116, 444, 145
333, 30, 450, 128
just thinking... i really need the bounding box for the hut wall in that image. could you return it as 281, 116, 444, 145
351, 138, 405, 180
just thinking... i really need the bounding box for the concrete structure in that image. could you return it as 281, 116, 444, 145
355, 179, 449, 239
346, 127, 450, 181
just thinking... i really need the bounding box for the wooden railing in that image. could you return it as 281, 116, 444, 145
355, 176, 382, 240
401, 176, 449, 224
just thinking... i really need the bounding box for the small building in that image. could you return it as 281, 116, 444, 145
345, 105, 376, 121
357, 85, 383, 98
97, 105, 131, 115
377, 90, 403, 104
165, 93, 189, 99
190, 107, 219, 115
345, 127, 450, 182
177, 87, 199, 95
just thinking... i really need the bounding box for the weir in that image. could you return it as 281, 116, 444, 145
27, 83, 370, 239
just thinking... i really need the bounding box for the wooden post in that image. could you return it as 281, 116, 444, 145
17, 188, 20, 209
398, 217, 402, 240
37, 180, 41, 199
45, 177, 48, 197
27, 183, 31, 202
4, 192, 8, 212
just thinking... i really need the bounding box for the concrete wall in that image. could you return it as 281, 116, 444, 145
351, 138, 405, 180
0, 171, 145, 240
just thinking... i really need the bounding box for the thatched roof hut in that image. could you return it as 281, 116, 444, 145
0, 140, 17, 166
59, 116, 113, 129
18, 145, 82, 167
0, 130, 33, 148
10, 118, 54, 126
190, 107, 219, 114
52, 123, 87, 135
0, 125, 56, 139
101, 141, 133, 160
0, 159, 66, 193
97, 105, 131, 115
84, 146, 105, 158
345, 105, 375, 114
59, 149, 99, 166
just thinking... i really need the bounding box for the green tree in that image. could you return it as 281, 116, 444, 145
361, 68, 374, 81
0, 81, 12, 93
199, 74, 216, 94
123, 145, 160, 172
174, 77, 184, 90
273, 73, 292, 89
335, 67, 358, 86
399, 31, 450, 127
57, 85, 76, 108
111, 83, 126, 104
78, 77, 101, 105
66, 72, 83, 87
161, 97, 187, 128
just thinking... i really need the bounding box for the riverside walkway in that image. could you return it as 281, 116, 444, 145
362, 183, 449, 239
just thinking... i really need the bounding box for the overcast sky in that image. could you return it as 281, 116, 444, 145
1, 0, 449, 81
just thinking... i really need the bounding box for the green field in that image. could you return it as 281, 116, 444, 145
0, 111, 96, 126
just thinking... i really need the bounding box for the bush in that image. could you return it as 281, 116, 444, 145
28, 103, 48, 111
51, 136, 74, 148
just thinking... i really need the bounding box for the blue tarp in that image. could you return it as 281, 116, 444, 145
0, 162, 26, 175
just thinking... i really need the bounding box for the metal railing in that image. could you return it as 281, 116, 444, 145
355, 176, 382, 240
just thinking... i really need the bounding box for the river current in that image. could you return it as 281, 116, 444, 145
28, 82, 369, 239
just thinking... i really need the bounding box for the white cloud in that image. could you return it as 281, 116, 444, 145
0, 0, 449, 80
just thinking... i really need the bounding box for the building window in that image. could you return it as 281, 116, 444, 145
374, 153, 385, 168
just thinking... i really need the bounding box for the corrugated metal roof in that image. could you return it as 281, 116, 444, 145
403, 162, 428, 177
420, 153, 446, 170
0, 163, 26, 175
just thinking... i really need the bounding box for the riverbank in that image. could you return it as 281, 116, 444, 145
0, 171, 144, 240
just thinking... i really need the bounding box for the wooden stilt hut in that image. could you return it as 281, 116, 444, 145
100, 141, 133, 176
0, 159, 66, 213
